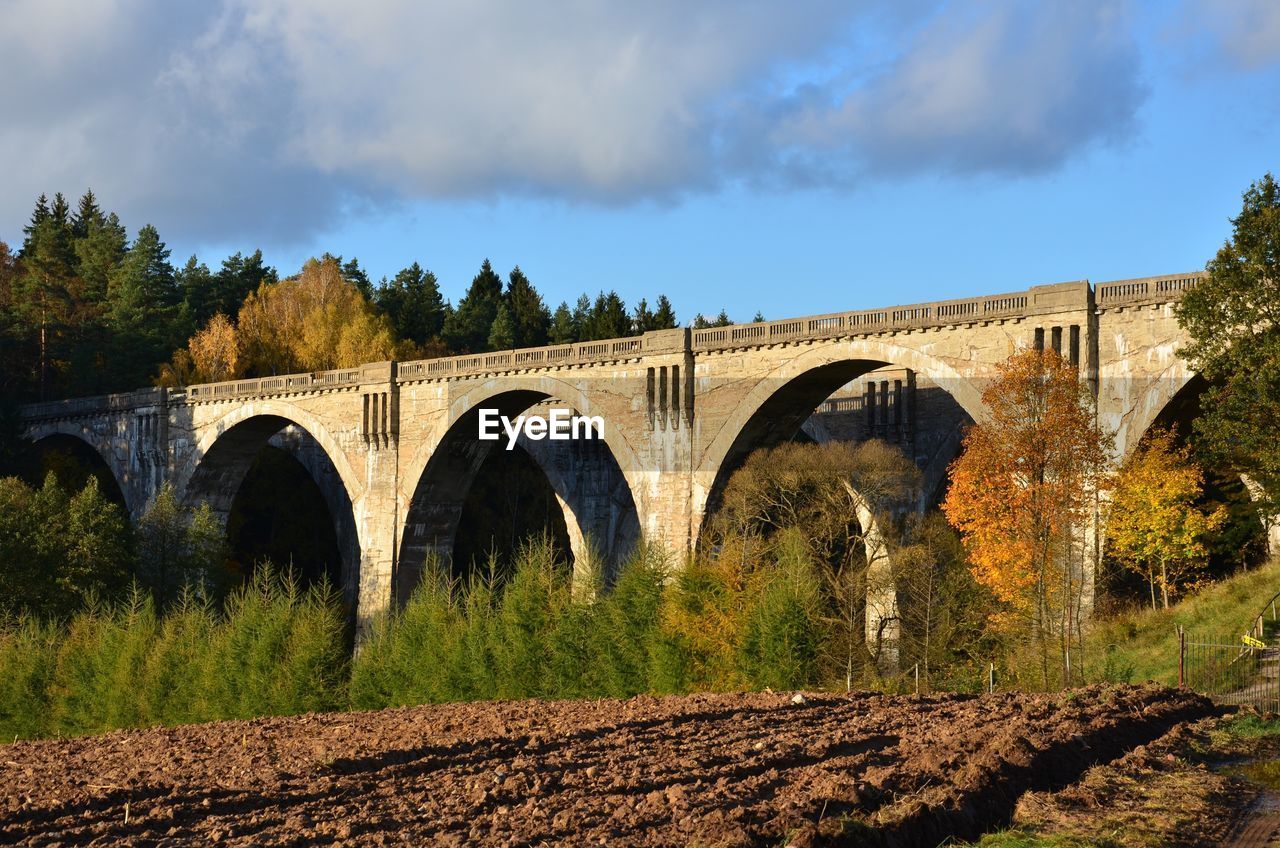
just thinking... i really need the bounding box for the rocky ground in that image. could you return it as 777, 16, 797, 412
0, 684, 1219, 846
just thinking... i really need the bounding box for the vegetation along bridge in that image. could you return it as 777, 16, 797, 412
19, 272, 1208, 631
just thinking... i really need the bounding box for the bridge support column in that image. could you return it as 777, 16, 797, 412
354, 365, 401, 631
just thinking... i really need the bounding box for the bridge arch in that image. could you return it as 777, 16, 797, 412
1111, 358, 1198, 462
23, 426, 132, 513
694, 338, 986, 542
174, 401, 364, 609
397, 376, 644, 602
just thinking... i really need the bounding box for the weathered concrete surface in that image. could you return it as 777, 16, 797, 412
19, 273, 1204, 628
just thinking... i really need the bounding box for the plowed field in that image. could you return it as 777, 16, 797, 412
0, 684, 1215, 846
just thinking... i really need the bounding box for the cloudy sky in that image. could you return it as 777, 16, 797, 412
3, 0, 1278, 319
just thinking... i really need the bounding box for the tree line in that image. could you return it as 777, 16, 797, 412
0, 191, 748, 402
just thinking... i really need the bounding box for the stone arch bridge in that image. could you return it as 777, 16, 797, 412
18, 273, 1203, 627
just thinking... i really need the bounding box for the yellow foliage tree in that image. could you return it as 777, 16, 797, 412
188, 312, 238, 383
1106, 428, 1228, 610
942, 349, 1111, 688
159, 257, 397, 384
238, 257, 395, 375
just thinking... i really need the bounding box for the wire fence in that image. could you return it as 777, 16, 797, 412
1178, 589, 1280, 714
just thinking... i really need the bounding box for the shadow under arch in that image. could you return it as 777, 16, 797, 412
695, 345, 984, 546
24, 431, 130, 511
396, 387, 642, 604
178, 413, 362, 613
1120, 371, 1270, 571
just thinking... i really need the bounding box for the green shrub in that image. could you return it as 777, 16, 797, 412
738, 533, 826, 691
0, 616, 59, 741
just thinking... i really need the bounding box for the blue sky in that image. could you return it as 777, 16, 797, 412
3, 1, 1278, 322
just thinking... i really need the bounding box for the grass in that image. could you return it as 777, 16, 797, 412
1082, 558, 1280, 685
965, 833, 1113, 848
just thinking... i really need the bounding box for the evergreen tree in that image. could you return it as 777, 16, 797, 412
1177, 173, 1280, 507
207, 251, 276, 326
549, 301, 576, 344
632, 298, 654, 334
505, 266, 549, 348
72, 201, 127, 307
177, 256, 215, 336
70, 189, 101, 239
488, 302, 516, 350
571, 294, 591, 340
652, 295, 677, 330
106, 225, 180, 388
442, 259, 504, 352
584, 291, 629, 340
14, 194, 77, 399
341, 257, 374, 300
377, 262, 445, 346
136, 485, 227, 608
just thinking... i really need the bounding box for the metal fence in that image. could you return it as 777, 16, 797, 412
1180, 591, 1280, 713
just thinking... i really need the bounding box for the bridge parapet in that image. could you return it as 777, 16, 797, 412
1096, 272, 1205, 309
17, 273, 1204, 416
19, 387, 167, 424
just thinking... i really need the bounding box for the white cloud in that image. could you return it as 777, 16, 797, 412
1176, 0, 1280, 71
0, 0, 1151, 246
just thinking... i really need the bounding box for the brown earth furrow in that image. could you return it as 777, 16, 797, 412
0, 685, 1217, 846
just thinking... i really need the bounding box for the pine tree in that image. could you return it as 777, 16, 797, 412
549, 302, 576, 344
488, 303, 516, 350
632, 298, 654, 334
652, 295, 677, 330
14, 194, 77, 399
341, 257, 374, 300
211, 250, 277, 322
442, 259, 504, 352
571, 294, 591, 339
106, 225, 179, 388
377, 262, 446, 347
71, 190, 101, 239
584, 291, 629, 340
73, 205, 127, 307
177, 256, 215, 336
505, 266, 549, 348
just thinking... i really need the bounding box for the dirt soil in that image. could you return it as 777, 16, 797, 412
999, 714, 1280, 848
0, 684, 1215, 847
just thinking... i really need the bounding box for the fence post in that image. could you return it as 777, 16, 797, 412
988, 663, 995, 694
1178, 626, 1185, 689
913, 662, 919, 696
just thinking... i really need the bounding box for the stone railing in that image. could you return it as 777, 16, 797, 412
19, 273, 1201, 415
1095, 272, 1205, 309
18, 387, 167, 423
690, 289, 1036, 352
396, 336, 646, 382
183, 362, 391, 403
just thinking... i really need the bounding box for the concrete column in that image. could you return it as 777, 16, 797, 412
354, 364, 400, 630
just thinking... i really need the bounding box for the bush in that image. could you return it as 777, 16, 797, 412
0, 569, 349, 741
738, 532, 826, 691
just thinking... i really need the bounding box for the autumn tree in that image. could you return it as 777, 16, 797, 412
1106, 428, 1228, 609
893, 513, 992, 689
235, 257, 395, 375
942, 348, 1111, 689
711, 439, 920, 684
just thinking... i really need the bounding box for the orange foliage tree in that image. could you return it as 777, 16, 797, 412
942, 349, 1111, 688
